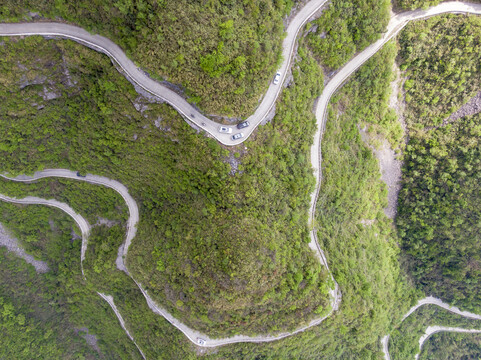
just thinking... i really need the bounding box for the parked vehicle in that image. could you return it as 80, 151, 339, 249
231, 133, 244, 140
218, 126, 232, 133
273, 71, 281, 85
197, 338, 206, 346
236, 121, 250, 129
76, 172, 86, 178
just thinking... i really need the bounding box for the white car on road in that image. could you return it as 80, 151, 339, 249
273, 72, 281, 85
218, 126, 232, 133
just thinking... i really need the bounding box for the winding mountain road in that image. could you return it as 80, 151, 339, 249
0, 191, 90, 275
0, 169, 339, 347
0, 0, 329, 146
382, 296, 481, 359
2, 0, 481, 353
97, 292, 146, 359
1, 170, 138, 272
415, 326, 481, 359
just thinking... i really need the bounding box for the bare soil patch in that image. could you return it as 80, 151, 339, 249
357, 62, 405, 219
444, 90, 481, 125
0, 222, 49, 273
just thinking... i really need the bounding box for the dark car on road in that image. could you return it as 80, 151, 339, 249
236, 121, 250, 129
76, 172, 87, 178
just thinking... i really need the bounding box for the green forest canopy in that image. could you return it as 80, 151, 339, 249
0, 0, 292, 117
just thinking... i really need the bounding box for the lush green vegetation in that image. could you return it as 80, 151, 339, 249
0, 203, 142, 359
389, 305, 481, 359
398, 113, 481, 310
393, 0, 443, 10
0, 7, 426, 355
0, 200, 200, 359
312, 41, 415, 357
0, 0, 293, 116
175, 40, 415, 360
307, 0, 390, 69
398, 15, 481, 130
82, 223, 199, 359
0, 177, 127, 225
0, 35, 333, 336
419, 331, 481, 359
397, 15, 481, 312
394, 0, 481, 11
129, 42, 333, 336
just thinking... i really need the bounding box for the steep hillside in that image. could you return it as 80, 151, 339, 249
0, 0, 292, 116
0, 35, 332, 336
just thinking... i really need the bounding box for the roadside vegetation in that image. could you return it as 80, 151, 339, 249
188, 38, 415, 360
312, 41, 415, 357
389, 305, 481, 359
7, 2, 481, 358
394, 0, 481, 10
0, 201, 198, 359
0, 0, 293, 116
0, 203, 142, 359
0, 2, 417, 354
307, 0, 390, 69
393, 0, 443, 9
419, 331, 481, 359
0, 178, 128, 225
0, 35, 332, 337
396, 15, 481, 313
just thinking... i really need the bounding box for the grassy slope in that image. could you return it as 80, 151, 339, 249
0, 0, 292, 117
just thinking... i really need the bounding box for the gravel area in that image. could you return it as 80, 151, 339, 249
0, 222, 49, 273
444, 90, 481, 125
75, 327, 101, 353
94, 217, 119, 228
358, 127, 401, 219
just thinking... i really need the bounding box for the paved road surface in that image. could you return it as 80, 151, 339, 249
3, 0, 481, 351
97, 292, 146, 359
1, 170, 138, 272
0, 0, 329, 146
415, 326, 481, 360
0, 191, 90, 275
382, 296, 481, 359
